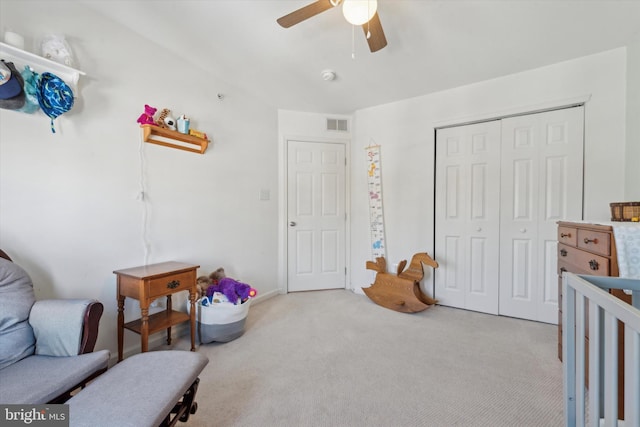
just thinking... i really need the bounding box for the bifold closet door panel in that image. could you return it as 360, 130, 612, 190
498, 107, 584, 323
434, 120, 501, 314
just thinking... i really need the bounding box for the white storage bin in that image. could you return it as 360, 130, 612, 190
187, 298, 251, 343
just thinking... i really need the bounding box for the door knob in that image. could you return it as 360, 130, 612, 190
520, 228, 527, 233
289, 221, 297, 227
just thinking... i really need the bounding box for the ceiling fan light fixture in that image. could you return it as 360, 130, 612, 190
342, 0, 377, 26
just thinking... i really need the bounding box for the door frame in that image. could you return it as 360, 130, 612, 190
279, 136, 351, 294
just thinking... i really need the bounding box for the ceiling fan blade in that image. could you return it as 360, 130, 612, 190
362, 12, 387, 52
277, 0, 336, 28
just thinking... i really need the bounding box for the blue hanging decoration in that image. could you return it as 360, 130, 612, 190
18, 66, 41, 114
36, 72, 74, 133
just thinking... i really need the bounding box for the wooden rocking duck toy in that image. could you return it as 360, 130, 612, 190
363, 252, 439, 313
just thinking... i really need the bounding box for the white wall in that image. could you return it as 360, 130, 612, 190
0, 2, 280, 358
626, 34, 640, 200
349, 48, 628, 294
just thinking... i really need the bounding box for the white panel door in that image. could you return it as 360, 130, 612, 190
435, 121, 501, 314
287, 141, 346, 292
499, 107, 584, 323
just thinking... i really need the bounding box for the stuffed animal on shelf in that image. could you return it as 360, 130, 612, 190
155, 108, 176, 131
136, 104, 157, 126
197, 267, 257, 305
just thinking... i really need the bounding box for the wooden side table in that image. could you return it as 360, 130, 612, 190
115, 261, 200, 362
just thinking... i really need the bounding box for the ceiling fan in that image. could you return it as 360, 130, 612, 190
277, 0, 387, 53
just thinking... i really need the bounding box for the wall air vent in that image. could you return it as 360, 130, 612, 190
327, 118, 349, 132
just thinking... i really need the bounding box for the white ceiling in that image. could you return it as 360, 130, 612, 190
83, 0, 640, 114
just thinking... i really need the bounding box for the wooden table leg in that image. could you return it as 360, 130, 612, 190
189, 289, 196, 351
166, 295, 172, 345
117, 295, 125, 362
140, 305, 149, 353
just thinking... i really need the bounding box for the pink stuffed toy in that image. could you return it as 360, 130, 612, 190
136, 104, 157, 126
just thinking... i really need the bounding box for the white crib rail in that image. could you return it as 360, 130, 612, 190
563, 273, 640, 427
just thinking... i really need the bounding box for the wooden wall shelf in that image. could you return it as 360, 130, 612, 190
140, 124, 209, 154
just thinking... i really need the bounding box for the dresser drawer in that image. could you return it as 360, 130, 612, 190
557, 245, 610, 276
558, 260, 581, 276
147, 270, 195, 299
577, 228, 611, 256
558, 226, 578, 247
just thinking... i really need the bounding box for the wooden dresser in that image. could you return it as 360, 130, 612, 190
557, 221, 632, 417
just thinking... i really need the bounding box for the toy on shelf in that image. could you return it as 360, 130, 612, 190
362, 252, 438, 313
176, 114, 190, 134
40, 34, 75, 68
136, 104, 157, 126
189, 129, 208, 139
155, 107, 176, 131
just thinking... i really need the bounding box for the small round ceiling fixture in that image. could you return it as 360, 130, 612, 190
321, 70, 336, 81
343, 0, 377, 25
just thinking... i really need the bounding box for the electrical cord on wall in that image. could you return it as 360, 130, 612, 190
138, 138, 150, 266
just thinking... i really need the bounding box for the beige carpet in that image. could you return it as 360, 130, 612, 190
163, 289, 564, 426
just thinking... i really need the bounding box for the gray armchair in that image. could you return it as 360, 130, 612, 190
0, 251, 110, 404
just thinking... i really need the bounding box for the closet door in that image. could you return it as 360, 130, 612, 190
434, 121, 501, 314
499, 107, 584, 323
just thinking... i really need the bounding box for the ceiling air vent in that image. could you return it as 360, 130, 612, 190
327, 118, 348, 132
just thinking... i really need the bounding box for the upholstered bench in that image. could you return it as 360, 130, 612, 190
67, 350, 209, 427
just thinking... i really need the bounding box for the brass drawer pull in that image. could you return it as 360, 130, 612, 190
167, 280, 181, 289
560, 249, 568, 257
583, 237, 598, 244
560, 233, 572, 238
560, 267, 567, 273
589, 260, 599, 271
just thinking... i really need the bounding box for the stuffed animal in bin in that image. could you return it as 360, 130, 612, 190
196, 275, 211, 299
197, 267, 257, 305
136, 104, 157, 126
196, 267, 227, 299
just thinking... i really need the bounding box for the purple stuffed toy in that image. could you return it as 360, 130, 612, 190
206, 277, 252, 305
198, 267, 258, 305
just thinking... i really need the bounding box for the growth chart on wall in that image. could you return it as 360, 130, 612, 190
366, 144, 386, 260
